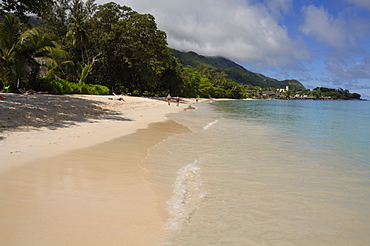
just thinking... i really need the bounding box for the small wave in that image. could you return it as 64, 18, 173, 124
164, 159, 207, 231
203, 119, 218, 130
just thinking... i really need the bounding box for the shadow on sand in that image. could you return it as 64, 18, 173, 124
0, 94, 132, 137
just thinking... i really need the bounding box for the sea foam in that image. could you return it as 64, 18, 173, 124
164, 160, 207, 231
203, 119, 218, 130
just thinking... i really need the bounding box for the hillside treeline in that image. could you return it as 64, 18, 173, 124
311, 87, 361, 100
173, 50, 306, 90
0, 0, 248, 98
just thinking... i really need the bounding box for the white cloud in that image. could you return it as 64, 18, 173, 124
112, 0, 309, 67
300, 5, 348, 48
264, 0, 293, 19
347, 0, 370, 10
326, 55, 370, 80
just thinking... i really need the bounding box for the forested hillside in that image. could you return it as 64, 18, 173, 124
173, 50, 306, 90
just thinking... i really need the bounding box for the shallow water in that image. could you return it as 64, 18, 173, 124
143, 100, 370, 246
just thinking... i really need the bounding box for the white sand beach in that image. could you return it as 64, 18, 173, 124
0, 93, 198, 245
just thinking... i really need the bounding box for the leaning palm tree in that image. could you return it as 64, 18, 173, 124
77, 62, 92, 85
0, 14, 68, 89
21, 28, 69, 78
76, 52, 101, 85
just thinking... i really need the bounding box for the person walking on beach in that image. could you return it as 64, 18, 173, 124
176, 96, 180, 106
167, 94, 171, 105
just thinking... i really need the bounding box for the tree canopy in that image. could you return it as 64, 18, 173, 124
1, 0, 54, 22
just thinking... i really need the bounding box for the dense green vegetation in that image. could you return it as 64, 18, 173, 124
0, 0, 54, 22
173, 50, 306, 90
240, 86, 361, 100
311, 87, 361, 100
0, 0, 361, 99
1, 0, 180, 96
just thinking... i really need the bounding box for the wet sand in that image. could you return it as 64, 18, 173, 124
0, 94, 196, 245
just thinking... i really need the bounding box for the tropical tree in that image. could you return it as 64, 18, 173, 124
63, 0, 102, 85
23, 28, 69, 81
66, 0, 96, 65
1, 0, 54, 22
88, 3, 177, 94
0, 14, 20, 87
181, 67, 202, 97
0, 14, 68, 89
43, 0, 71, 37
121, 12, 173, 93
67, 13, 89, 64
77, 62, 92, 84
88, 3, 134, 91
158, 57, 186, 96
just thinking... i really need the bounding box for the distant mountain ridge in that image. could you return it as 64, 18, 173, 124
173, 50, 306, 90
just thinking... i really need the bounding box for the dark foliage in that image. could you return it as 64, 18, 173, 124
173, 50, 306, 90
313, 87, 361, 100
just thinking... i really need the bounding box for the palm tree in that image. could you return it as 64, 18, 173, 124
22, 28, 69, 81
67, 13, 89, 64
66, 0, 96, 65
77, 62, 92, 84
0, 14, 21, 87
0, 14, 69, 89
65, 0, 100, 84
76, 52, 101, 85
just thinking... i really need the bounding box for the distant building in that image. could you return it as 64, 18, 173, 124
262, 91, 275, 96
277, 86, 289, 93
294, 94, 314, 100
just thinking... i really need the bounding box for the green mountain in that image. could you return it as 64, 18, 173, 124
173, 50, 306, 90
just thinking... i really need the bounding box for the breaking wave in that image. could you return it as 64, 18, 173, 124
203, 119, 218, 130
164, 159, 207, 231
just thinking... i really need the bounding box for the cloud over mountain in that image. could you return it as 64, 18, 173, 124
122, 0, 309, 66
96, 0, 370, 98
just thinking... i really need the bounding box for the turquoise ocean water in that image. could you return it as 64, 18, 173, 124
142, 100, 370, 246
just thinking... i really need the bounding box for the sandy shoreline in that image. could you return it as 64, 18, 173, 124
1, 94, 195, 169
0, 93, 198, 245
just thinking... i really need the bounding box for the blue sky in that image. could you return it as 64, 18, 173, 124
96, 0, 370, 98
